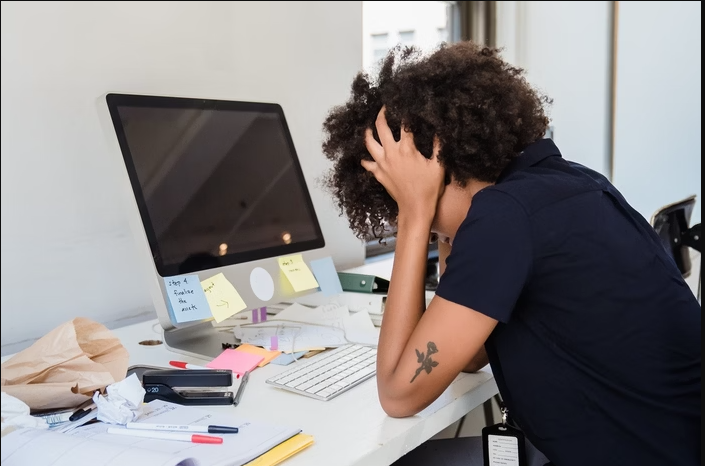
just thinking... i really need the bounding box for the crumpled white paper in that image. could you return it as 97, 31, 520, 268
92, 373, 145, 425
1, 391, 48, 433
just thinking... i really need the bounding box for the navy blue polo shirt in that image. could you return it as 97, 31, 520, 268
435, 139, 701, 466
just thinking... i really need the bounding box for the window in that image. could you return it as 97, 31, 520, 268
398, 30, 416, 46
371, 33, 389, 64
363, 1, 456, 72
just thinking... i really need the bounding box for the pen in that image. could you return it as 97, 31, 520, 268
69, 407, 95, 422
107, 427, 223, 444
233, 370, 250, 407
169, 360, 209, 370
125, 422, 239, 434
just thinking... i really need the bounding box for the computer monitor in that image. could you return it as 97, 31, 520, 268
100, 93, 329, 358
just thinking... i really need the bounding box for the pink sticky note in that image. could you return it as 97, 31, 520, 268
252, 309, 259, 323
206, 349, 264, 377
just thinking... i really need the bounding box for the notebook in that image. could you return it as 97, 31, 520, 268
0, 400, 300, 466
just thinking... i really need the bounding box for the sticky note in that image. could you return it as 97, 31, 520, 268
206, 349, 263, 377
252, 309, 259, 323
309, 256, 343, 296
201, 273, 248, 323
278, 254, 319, 292
164, 275, 212, 323
235, 344, 282, 367
270, 351, 308, 366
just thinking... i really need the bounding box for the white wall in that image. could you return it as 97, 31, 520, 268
497, 1, 613, 176
612, 1, 701, 224
0, 1, 364, 353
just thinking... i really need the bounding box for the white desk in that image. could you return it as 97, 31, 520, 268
4, 257, 497, 466
115, 320, 497, 466
117, 256, 496, 466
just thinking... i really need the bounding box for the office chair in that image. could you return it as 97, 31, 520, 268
650, 195, 702, 302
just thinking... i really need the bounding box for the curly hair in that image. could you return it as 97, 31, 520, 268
321, 41, 552, 240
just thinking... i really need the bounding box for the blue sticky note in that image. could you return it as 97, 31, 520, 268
270, 351, 308, 366
309, 256, 343, 296
163, 275, 212, 323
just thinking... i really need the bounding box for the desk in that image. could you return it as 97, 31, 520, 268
116, 320, 497, 466
4, 257, 498, 466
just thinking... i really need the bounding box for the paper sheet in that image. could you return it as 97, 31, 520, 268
277, 255, 319, 292
235, 303, 378, 351
0, 427, 195, 466
271, 303, 348, 328
164, 275, 212, 323
343, 310, 380, 346
234, 323, 348, 353
2, 400, 301, 466
309, 257, 343, 296
201, 273, 248, 323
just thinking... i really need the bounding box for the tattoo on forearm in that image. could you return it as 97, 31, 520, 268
410, 341, 439, 383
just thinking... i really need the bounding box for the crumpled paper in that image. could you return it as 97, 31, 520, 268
1, 317, 130, 411
93, 373, 145, 425
1, 392, 48, 434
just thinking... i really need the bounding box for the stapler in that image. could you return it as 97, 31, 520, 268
142, 369, 234, 406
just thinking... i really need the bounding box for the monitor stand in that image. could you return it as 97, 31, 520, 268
163, 322, 239, 360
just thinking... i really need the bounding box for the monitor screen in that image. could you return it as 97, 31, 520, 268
106, 94, 324, 277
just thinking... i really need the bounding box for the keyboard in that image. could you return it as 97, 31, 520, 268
266, 344, 377, 401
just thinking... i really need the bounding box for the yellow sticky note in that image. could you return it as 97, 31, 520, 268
277, 254, 319, 292
201, 273, 247, 323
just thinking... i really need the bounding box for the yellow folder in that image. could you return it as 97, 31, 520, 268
244, 433, 315, 466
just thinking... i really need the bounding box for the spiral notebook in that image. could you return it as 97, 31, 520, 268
1, 400, 300, 466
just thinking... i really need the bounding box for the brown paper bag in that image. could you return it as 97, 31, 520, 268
1, 317, 130, 411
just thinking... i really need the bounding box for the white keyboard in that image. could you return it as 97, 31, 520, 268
266, 344, 377, 401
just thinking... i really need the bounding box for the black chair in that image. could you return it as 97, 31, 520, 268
650, 195, 702, 302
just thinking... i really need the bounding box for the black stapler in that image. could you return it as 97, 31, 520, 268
142, 369, 234, 406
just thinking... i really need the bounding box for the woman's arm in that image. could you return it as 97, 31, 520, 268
376, 214, 497, 418
362, 108, 495, 417
438, 241, 489, 373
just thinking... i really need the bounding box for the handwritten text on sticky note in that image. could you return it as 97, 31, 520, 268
164, 275, 212, 323
201, 273, 248, 323
278, 254, 319, 292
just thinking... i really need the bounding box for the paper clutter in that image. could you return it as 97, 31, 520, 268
0, 317, 130, 411
0, 392, 48, 434
92, 373, 145, 425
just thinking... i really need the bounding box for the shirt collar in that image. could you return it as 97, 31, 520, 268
496, 138, 562, 183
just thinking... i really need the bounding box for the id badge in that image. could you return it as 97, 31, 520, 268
482, 407, 527, 466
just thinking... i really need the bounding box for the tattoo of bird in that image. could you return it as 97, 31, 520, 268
410, 341, 439, 383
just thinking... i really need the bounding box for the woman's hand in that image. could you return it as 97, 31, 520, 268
362, 107, 444, 222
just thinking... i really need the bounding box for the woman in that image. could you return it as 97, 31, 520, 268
321, 42, 700, 466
